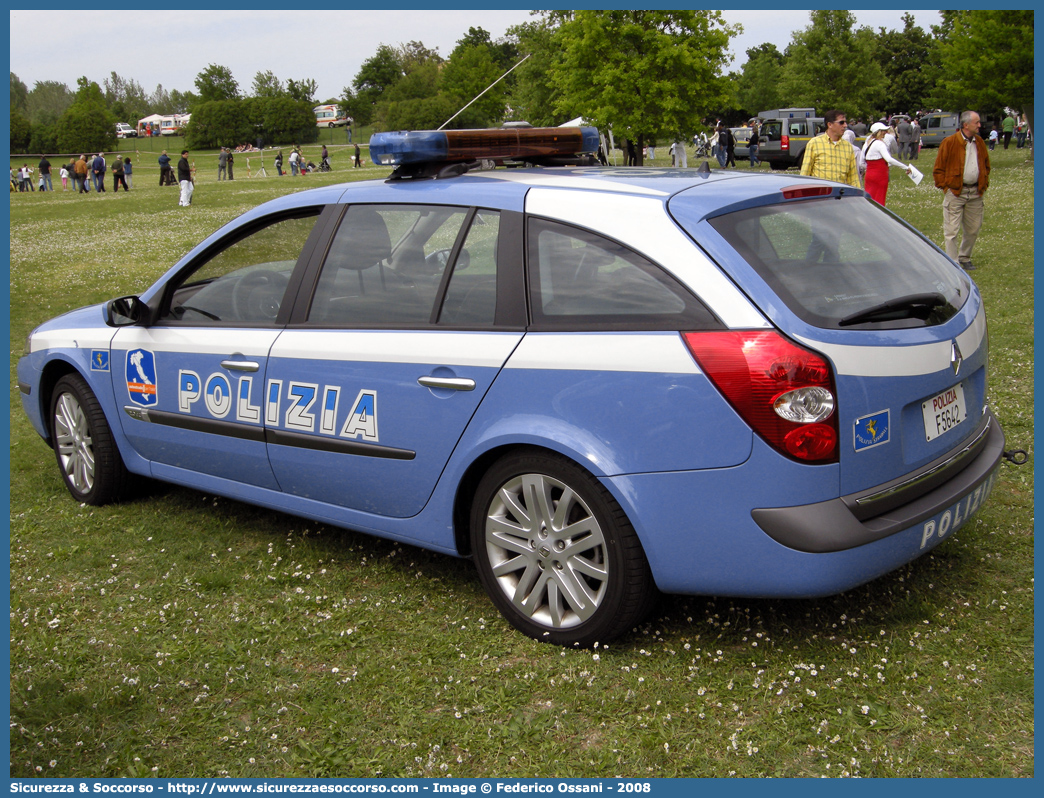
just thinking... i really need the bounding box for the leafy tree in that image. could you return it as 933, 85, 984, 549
550, 10, 739, 163
733, 43, 787, 118
380, 94, 457, 132
439, 44, 507, 128
195, 64, 240, 103
10, 108, 32, 153
168, 89, 198, 114
873, 13, 940, 115
931, 10, 1033, 114
338, 87, 365, 127
185, 100, 252, 149
186, 97, 317, 149
26, 80, 73, 127
374, 61, 443, 130
104, 72, 150, 123
11, 72, 29, 115
779, 11, 887, 121
286, 78, 318, 104
56, 78, 116, 153
397, 41, 443, 72
503, 18, 562, 126
350, 44, 405, 126
29, 123, 59, 155
251, 70, 284, 98
149, 84, 172, 113
255, 97, 319, 145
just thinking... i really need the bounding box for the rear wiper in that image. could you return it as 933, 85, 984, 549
838, 292, 948, 327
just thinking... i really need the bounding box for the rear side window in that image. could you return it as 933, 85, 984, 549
709, 197, 968, 329
527, 218, 719, 331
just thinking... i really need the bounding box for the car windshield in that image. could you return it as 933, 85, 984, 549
709, 197, 969, 329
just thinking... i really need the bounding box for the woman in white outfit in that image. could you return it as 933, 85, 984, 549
862, 122, 910, 206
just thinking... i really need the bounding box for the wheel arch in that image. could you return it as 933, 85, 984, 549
35, 355, 152, 478
36, 358, 83, 446
452, 442, 617, 559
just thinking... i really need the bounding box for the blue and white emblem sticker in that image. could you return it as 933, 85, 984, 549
854, 410, 890, 451
90, 350, 110, 372
126, 348, 158, 407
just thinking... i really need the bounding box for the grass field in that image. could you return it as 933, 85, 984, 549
7, 144, 1034, 778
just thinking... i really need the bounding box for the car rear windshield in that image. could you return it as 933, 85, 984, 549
709, 197, 968, 329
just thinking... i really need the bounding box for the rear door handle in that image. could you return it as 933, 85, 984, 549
418, 376, 475, 392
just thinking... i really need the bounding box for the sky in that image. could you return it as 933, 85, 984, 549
10, 9, 943, 113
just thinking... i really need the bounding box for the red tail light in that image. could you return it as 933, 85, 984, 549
781, 134, 790, 152
683, 331, 838, 463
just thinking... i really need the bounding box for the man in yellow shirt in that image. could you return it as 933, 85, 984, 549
800, 109, 861, 188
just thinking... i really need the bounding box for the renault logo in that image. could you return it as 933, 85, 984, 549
951, 340, 963, 376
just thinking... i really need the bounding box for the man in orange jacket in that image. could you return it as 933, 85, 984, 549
932, 111, 990, 270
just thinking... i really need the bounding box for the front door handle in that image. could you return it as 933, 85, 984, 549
221, 359, 260, 372
418, 376, 475, 392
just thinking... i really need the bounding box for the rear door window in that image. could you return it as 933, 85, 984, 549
527, 218, 719, 330
709, 198, 968, 329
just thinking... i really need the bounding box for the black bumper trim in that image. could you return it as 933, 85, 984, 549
752, 409, 1005, 553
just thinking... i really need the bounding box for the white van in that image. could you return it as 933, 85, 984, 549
115, 123, 137, 139
314, 104, 351, 128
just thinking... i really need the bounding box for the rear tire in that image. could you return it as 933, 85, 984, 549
471, 451, 656, 646
50, 373, 132, 505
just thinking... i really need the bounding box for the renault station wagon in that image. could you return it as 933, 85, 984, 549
18, 126, 1006, 646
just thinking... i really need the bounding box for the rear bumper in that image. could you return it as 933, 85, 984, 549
752, 409, 1004, 553
604, 408, 1005, 598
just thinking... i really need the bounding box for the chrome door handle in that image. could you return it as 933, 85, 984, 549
220, 359, 260, 372
418, 376, 476, 392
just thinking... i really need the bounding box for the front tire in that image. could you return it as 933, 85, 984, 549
50, 373, 131, 505
471, 451, 656, 646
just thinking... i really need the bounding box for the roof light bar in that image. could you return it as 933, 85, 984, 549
370, 127, 601, 168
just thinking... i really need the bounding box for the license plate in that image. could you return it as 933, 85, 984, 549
922, 382, 967, 442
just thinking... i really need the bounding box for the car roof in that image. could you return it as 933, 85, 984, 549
252, 166, 845, 220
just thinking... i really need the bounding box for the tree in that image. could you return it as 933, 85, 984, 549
439, 43, 508, 128
195, 64, 240, 103
56, 77, 116, 153
10, 108, 31, 153
150, 84, 172, 113
10, 72, 29, 116
254, 97, 319, 145
185, 100, 252, 149
397, 41, 442, 72
186, 97, 318, 149
251, 70, 284, 98
104, 72, 150, 125
779, 11, 887, 121
374, 61, 443, 130
168, 89, 198, 114
873, 13, 940, 115
286, 78, 318, 104
26, 80, 73, 127
350, 44, 406, 126
733, 43, 787, 118
550, 10, 739, 163
931, 11, 1033, 114
503, 18, 562, 126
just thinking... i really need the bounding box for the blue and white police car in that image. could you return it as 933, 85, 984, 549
18, 127, 1007, 646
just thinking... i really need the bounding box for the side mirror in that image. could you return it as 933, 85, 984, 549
104, 296, 149, 327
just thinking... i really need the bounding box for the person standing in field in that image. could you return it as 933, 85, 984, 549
177, 150, 195, 207
933, 110, 990, 271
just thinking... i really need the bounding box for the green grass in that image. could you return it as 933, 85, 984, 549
8, 146, 1034, 778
